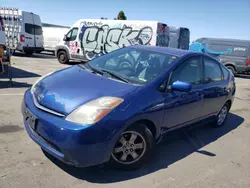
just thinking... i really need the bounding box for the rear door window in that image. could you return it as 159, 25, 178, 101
204, 57, 223, 83
221, 65, 230, 80
34, 25, 42, 35
25, 23, 33, 35
25, 23, 43, 35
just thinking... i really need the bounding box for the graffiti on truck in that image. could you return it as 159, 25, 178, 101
77, 21, 153, 60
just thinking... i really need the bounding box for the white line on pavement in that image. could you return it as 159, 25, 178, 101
237, 84, 250, 86
0, 93, 24, 96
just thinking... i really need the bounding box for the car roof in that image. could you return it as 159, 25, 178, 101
128, 45, 193, 57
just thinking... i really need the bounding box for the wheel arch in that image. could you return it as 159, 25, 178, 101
55, 45, 70, 58
128, 119, 159, 140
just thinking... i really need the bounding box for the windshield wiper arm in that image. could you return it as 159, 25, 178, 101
101, 69, 131, 84
85, 63, 104, 75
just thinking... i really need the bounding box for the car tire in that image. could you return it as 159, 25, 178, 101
110, 123, 155, 169
213, 102, 230, 128
57, 50, 69, 64
226, 65, 236, 75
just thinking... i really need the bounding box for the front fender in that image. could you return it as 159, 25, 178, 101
55, 45, 70, 58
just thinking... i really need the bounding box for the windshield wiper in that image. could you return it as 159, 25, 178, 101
84, 63, 130, 84
101, 69, 131, 84
85, 63, 104, 75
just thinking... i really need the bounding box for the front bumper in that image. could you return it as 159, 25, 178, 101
23, 46, 44, 52
236, 66, 250, 73
22, 90, 116, 167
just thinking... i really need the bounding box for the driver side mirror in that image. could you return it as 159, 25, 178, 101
171, 81, 192, 92
63, 35, 70, 41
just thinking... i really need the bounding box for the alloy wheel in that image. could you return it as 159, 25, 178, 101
112, 131, 147, 164
217, 105, 228, 125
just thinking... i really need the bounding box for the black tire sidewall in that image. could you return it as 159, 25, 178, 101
57, 51, 69, 64
110, 124, 155, 170
213, 103, 230, 127
227, 66, 236, 75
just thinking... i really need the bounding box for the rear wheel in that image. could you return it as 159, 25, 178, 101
110, 124, 155, 169
226, 65, 236, 75
57, 50, 69, 64
213, 102, 230, 127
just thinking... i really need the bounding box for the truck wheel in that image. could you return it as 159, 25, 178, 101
226, 65, 236, 75
57, 50, 69, 64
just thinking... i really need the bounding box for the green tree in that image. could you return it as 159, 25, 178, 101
117, 11, 127, 20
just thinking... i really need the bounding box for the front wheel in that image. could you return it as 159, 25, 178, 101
110, 124, 155, 169
57, 50, 69, 64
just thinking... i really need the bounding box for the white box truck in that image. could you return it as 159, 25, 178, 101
55, 19, 169, 64
42, 23, 70, 54
0, 7, 44, 55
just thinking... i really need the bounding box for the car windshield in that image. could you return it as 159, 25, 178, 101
87, 47, 179, 85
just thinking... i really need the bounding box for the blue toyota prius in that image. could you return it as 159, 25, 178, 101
22, 46, 236, 169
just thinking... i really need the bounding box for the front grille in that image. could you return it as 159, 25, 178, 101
32, 93, 65, 117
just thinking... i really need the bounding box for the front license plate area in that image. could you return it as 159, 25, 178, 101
24, 108, 37, 130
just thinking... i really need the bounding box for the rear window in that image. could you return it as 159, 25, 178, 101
25, 23, 43, 35
180, 28, 190, 38
207, 44, 248, 57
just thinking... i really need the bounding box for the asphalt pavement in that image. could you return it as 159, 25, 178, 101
0, 52, 250, 188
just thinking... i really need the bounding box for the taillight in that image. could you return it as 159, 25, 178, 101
245, 57, 250, 66
20, 34, 25, 42
0, 17, 5, 31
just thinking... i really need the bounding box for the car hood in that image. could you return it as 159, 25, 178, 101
33, 65, 138, 114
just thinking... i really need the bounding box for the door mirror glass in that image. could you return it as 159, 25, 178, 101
63, 35, 69, 41
171, 81, 192, 92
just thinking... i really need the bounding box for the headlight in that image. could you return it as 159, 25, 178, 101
66, 97, 124, 125
31, 72, 53, 94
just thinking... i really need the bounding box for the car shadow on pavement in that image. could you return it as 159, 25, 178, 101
0, 80, 32, 89
0, 66, 40, 79
44, 113, 244, 183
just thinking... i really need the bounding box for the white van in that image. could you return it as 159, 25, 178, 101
55, 19, 169, 64
0, 15, 5, 47
0, 7, 44, 55
42, 23, 70, 54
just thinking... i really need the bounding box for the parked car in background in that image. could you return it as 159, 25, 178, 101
22, 46, 235, 169
189, 38, 250, 74
42, 23, 70, 54
169, 26, 190, 50
0, 7, 44, 55
55, 19, 170, 64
